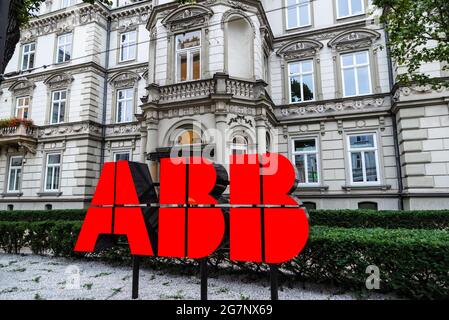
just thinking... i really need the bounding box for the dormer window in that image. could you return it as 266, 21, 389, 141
175, 31, 201, 82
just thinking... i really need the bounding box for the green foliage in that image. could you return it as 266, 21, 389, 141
309, 209, 449, 230
285, 226, 449, 299
373, 0, 449, 87
0, 210, 86, 221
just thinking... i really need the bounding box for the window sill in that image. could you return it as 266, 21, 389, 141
342, 184, 391, 191
1, 192, 23, 198
118, 59, 137, 65
336, 13, 367, 22
295, 186, 329, 192
37, 192, 63, 197
285, 24, 313, 32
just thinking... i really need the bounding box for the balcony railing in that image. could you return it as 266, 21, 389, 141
145, 74, 268, 104
0, 123, 38, 153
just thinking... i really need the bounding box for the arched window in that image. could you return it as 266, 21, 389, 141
266, 132, 271, 153
175, 128, 202, 146
231, 135, 249, 155
358, 201, 378, 211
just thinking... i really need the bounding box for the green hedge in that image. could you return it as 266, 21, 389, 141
309, 209, 449, 230
0, 210, 86, 222
0, 221, 82, 256
285, 226, 449, 299
1, 220, 448, 299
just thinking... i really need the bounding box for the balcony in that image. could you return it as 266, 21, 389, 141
143, 73, 269, 105
0, 122, 38, 154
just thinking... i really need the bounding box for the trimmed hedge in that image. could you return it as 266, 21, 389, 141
309, 209, 449, 230
0, 210, 86, 222
285, 226, 449, 299
1, 220, 448, 299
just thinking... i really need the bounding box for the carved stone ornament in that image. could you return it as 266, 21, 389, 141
109, 71, 141, 89
44, 73, 74, 90
8, 78, 36, 96
161, 4, 214, 33
277, 39, 324, 60
328, 29, 381, 51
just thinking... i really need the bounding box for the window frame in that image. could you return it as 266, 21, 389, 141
61, 0, 76, 8
15, 96, 30, 119
50, 90, 67, 124
288, 59, 316, 104
113, 151, 131, 162
44, 153, 62, 192
340, 50, 372, 98
56, 33, 73, 64
21, 42, 36, 71
347, 133, 381, 185
116, 88, 134, 124
175, 30, 202, 83
285, 0, 312, 30
230, 135, 249, 155
336, 0, 365, 19
119, 30, 137, 63
292, 137, 320, 186
7, 156, 23, 193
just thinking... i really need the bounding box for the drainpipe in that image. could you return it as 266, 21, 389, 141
385, 26, 404, 210
100, 16, 112, 167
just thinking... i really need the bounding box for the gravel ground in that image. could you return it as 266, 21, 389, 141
0, 253, 397, 300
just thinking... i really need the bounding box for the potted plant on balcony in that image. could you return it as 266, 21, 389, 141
0, 117, 34, 129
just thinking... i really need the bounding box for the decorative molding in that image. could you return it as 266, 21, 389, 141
279, 97, 388, 118
109, 71, 141, 89
44, 72, 74, 89
328, 29, 381, 51
8, 78, 36, 96
277, 39, 323, 60
105, 122, 141, 137
394, 84, 449, 102
228, 115, 253, 127
161, 4, 214, 33
37, 121, 102, 139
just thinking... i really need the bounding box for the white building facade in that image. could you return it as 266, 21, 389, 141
0, 0, 448, 211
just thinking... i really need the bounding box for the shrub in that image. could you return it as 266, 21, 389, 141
309, 209, 449, 230
0, 222, 28, 254
0, 210, 86, 222
285, 226, 449, 299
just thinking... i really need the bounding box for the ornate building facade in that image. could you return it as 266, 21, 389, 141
0, 0, 448, 210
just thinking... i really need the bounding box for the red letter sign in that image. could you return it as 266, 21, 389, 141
229, 153, 309, 264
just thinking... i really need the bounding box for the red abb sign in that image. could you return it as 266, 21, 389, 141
74, 153, 309, 264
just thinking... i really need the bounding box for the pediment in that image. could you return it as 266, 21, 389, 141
328, 29, 381, 51
44, 72, 74, 89
277, 39, 323, 60
9, 78, 36, 95
109, 71, 141, 88
162, 5, 214, 32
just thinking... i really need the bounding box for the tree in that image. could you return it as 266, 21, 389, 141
373, 0, 449, 87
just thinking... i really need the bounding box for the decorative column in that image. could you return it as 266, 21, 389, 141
256, 113, 267, 155
146, 118, 159, 182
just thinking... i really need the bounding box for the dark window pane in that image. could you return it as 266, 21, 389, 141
358, 202, 378, 210
294, 139, 316, 152
365, 151, 378, 182
351, 152, 364, 182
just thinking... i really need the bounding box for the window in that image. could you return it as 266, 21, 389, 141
15, 96, 30, 119
348, 134, 380, 184
119, 31, 137, 62
61, 0, 76, 8
286, 0, 311, 29
114, 152, 131, 161
336, 0, 364, 18
231, 135, 249, 155
21, 43, 35, 70
303, 202, 317, 211
50, 90, 67, 124
341, 51, 371, 97
7, 156, 23, 193
288, 60, 315, 103
56, 33, 72, 63
176, 129, 202, 146
45, 154, 61, 191
116, 88, 134, 123
293, 138, 319, 185
7, 205, 14, 211
358, 202, 378, 210
175, 30, 201, 82
45, 204, 53, 210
